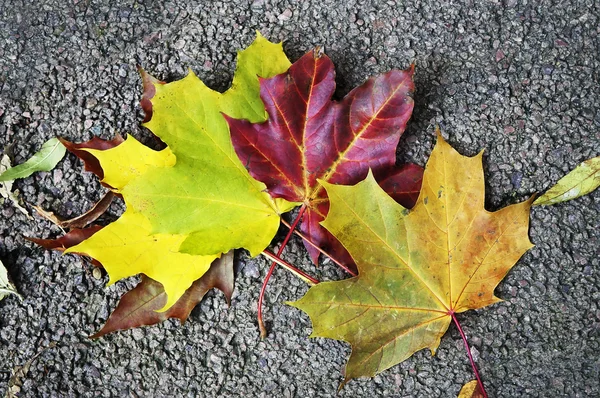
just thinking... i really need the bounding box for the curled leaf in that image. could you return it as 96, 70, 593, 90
33, 191, 114, 230
26, 225, 104, 252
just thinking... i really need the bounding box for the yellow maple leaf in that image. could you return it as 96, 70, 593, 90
66, 209, 216, 310
290, 131, 534, 383
80, 135, 176, 191
65, 33, 296, 310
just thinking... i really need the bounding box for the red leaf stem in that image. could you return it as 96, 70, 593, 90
280, 219, 357, 277
451, 312, 488, 398
258, 205, 308, 338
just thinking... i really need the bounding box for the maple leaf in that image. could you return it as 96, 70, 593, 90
121, 33, 296, 257
30, 226, 234, 335
47, 33, 295, 309
290, 131, 534, 383
227, 49, 422, 268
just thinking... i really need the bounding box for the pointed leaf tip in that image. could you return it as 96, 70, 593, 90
60, 134, 125, 182
27, 225, 104, 252
139, 68, 166, 123
90, 252, 233, 338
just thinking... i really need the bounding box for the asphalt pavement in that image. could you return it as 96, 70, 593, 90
0, 0, 599, 397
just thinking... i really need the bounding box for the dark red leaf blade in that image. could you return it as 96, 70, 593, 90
228, 49, 420, 266
27, 225, 105, 268
139, 67, 166, 123
374, 163, 423, 207
90, 251, 234, 338
60, 191, 115, 229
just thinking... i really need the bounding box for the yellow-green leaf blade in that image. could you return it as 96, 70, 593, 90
410, 133, 533, 312
0, 138, 66, 182
534, 156, 600, 206
291, 132, 534, 383
220, 31, 292, 122
65, 208, 216, 310
293, 173, 449, 380
123, 33, 296, 256
290, 274, 451, 381
81, 135, 175, 191
319, 172, 448, 311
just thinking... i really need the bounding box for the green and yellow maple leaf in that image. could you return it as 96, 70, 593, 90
290, 131, 534, 383
66, 33, 296, 308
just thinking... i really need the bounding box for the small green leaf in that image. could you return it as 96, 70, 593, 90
0, 259, 23, 302
0, 138, 66, 182
534, 156, 600, 206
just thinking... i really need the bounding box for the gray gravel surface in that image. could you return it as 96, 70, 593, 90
1, 0, 599, 397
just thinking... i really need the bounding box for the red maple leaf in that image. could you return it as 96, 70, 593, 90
227, 49, 422, 268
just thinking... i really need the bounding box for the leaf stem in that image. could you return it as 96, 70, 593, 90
280, 219, 357, 277
259, 250, 318, 286
451, 312, 488, 398
257, 205, 311, 338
